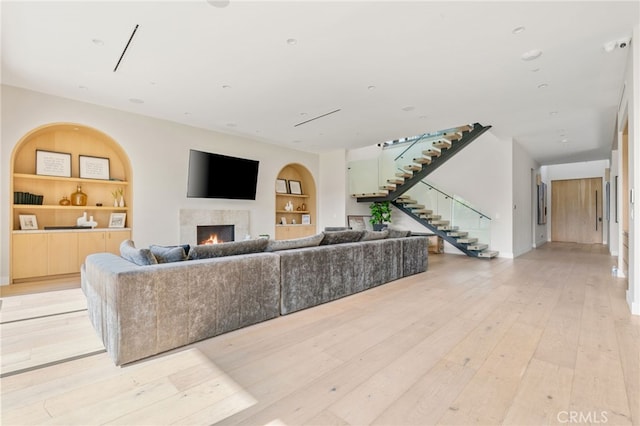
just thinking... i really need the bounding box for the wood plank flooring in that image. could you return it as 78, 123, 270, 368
1, 242, 638, 425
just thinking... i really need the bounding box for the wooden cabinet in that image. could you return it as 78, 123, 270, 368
275, 164, 317, 240
9, 123, 133, 283
12, 229, 131, 281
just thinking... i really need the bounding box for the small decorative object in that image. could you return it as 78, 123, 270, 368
36, 150, 71, 177
292, 219, 297, 224
108, 213, 127, 228
79, 155, 110, 180
276, 178, 288, 194
96, 203, 103, 207
296, 206, 301, 211
59, 196, 71, 206
77, 211, 97, 228
302, 214, 311, 225
369, 201, 392, 231
284, 201, 294, 211
19, 214, 38, 230
71, 185, 87, 206
280, 217, 287, 225
288, 180, 302, 195
112, 188, 124, 207
301, 203, 306, 211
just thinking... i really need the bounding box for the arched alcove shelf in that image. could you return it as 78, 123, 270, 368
275, 163, 317, 240
9, 123, 133, 283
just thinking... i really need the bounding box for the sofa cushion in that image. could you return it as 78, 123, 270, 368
187, 238, 269, 260
265, 233, 324, 252
320, 230, 364, 245
360, 229, 389, 241
120, 240, 158, 266
149, 245, 187, 263
387, 228, 412, 238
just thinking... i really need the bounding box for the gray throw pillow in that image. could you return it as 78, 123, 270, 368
149, 245, 187, 263
320, 230, 364, 245
360, 229, 389, 241
187, 238, 269, 260
120, 240, 158, 266
265, 233, 324, 252
387, 228, 412, 238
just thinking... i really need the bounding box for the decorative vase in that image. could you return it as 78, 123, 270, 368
119, 196, 125, 207
71, 185, 87, 206
113, 198, 119, 207
59, 196, 70, 206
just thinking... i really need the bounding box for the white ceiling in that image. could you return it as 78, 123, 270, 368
2, 1, 638, 165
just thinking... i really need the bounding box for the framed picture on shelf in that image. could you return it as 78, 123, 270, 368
79, 155, 110, 180
19, 214, 38, 230
108, 213, 126, 228
347, 215, 372, 231
36, 150, 71, 177
276, 178, 288, 194
301, 214, 311, 225
288, 180, 302, 195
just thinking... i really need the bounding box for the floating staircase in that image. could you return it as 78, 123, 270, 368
352, 122, 498, 259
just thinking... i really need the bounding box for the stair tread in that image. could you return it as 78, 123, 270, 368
413, 209, 433, 214
443, 132, 462, 141
467, 243, 489, 251
396, 172, 413, 178
421, 148, 441, 157
432, 139, 452, 149
352, 192, 388, 198
457, 238, 478, 244
477, 250, 499, 258
447, 231, 468, 237
404, 165, 422, 171
413, 157, 431, 165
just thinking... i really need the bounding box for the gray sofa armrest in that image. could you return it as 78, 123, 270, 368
401, 236, 429, 276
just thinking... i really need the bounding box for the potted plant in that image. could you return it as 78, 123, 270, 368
369, 201, 392, 231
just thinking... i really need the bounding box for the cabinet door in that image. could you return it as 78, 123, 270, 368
12, 233, 48, 279
105, 230, 131, 254
48, 232, 79, 275
78, 232, 106, 269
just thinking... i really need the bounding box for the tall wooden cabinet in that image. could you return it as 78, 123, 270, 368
275, 164, 317, 240
10, 123, 133, 283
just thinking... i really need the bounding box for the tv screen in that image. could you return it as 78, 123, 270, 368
187, 149, 259, 200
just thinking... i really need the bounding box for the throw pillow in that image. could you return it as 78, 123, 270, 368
265, 233, 324, 252
149, 245, 187, 263
187, 238, 269, 260
387, 228, 412, 238
120, 240, 158, 266
320, 230, 364, 245
360, 229, 389, 241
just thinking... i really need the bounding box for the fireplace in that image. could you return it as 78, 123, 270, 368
197, 225, 235, 245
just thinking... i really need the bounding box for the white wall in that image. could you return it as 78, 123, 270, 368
0, 85, 319, 284
542, 159, 610, 244
512, 141, 542, 256
318, 149, 347, 229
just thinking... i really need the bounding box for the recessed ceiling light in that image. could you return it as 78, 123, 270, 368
207, 0, 230, 8
292, 140, 302, 144
367, 85, 376, 90
538, 83, 549, 89
603, 41, 617, 53
184, 112, 191, 115
92, 38, 104, 46
512, 26, 525, 34
560, 138, 569, 143
531, 68, 540, 72
300, 112, 307, 116
222, 85, 231, 89
521, 49, 543, 61
226, 123, 236, 127
419, 115, 428, 119
128, 98, 144, 104
549, 111, 558, 116
401, 106, 415, 112
286, 38, 297, 45
78, 85, 88, 90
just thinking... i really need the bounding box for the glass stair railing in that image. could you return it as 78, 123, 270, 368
394, 180, 496, 257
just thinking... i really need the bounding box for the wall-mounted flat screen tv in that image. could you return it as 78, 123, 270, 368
187, 149, 259, 200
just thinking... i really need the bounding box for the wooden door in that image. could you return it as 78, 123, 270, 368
78, 232, 106, 269
48, 232, 79, 275
551, 178, 603, 243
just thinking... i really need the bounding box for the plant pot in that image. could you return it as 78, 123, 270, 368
373, 223, 387, 231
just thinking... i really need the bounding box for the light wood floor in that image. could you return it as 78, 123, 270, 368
1, 242, 638, 425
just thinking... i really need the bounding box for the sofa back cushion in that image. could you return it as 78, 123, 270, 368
187, 238, 269, 260
320, 230, 364, 245
265, 233, 324, 252
120, 240, 158, 266
360, 229, 389, 241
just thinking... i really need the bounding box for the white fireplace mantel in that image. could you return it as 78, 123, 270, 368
180, 209, 250, 246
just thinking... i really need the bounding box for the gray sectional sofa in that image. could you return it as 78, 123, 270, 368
81, 230, 428, 365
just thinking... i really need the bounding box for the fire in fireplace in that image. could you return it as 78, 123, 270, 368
197, 225, 235, 245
